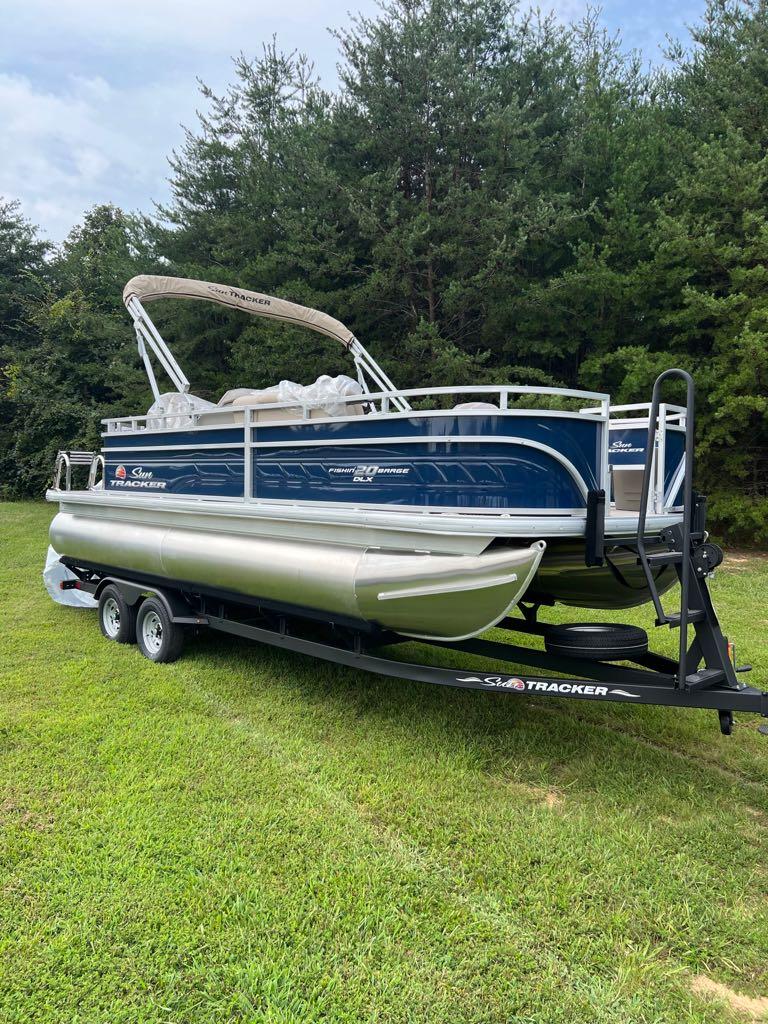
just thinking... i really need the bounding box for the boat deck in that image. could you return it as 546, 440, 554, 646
48, 486, 684, 554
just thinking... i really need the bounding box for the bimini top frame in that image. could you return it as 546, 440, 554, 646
122, 274, 410, 412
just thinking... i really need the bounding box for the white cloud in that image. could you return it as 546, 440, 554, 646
5, 0, 325, 51
0, 0, 703, 241
0, 0, 369, 241
0, 70, 197, 240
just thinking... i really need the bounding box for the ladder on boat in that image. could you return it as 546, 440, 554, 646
634, 370, 743, 699
53, 450, 103, 491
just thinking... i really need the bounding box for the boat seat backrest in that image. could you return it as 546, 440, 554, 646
196, 397, 365, 427
612, 467, 644, 513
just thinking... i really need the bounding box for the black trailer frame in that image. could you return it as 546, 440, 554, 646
61, 563, 767, 737
58, 370, 767, 737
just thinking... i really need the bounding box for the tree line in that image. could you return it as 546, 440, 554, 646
1, 0, 766, 542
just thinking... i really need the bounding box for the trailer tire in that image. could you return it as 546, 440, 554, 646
98, 585, 137, 644
545, 622, 648, 661
136, 598, 185, 663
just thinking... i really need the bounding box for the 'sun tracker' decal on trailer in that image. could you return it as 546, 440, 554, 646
457, 675, 640, 698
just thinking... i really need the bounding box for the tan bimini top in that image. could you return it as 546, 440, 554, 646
123, 275, 356, 348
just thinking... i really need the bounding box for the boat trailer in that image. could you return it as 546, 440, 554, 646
59, 558, 766, 737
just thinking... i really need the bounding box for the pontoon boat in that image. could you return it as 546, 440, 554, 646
46, 276, 762, 733
47, 275, 689, 639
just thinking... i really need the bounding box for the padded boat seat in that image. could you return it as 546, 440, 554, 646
197, 384, 365, 426
195, 406, 328, 426
612, 467, 644, 512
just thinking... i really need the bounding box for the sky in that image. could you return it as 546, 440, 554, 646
0, 0, 705, 243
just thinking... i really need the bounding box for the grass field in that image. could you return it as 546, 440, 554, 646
2, 501, 768, 1023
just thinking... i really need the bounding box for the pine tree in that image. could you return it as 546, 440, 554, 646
0, 199, 51, 496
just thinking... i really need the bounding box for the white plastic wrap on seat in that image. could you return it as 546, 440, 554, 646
147, 392, 217, 430
220, 375, 364, 417
218, 388, 255, 407
43, 546, 97, 608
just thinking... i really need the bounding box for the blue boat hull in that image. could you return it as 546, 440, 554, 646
93, 410, 680, 610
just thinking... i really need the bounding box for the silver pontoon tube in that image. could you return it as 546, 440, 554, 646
50, 511, 545, 642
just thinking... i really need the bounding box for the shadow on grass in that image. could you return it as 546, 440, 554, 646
176, 625, 760, 807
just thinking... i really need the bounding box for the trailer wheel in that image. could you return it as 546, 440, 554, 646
718, 709, 734, 736
136, 598, 185, 663
545, 622, 648, 661
98, 585, 137, 644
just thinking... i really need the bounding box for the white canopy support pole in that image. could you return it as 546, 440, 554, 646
134, 316, 190, 393
353, 357, 370, 394
129, 298, 190, 388
126, 295, 190, 394
136, 330, 161, 403
349, 338, 410, 412
122, 274, 408, 409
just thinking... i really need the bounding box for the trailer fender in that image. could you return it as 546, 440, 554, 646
93, 576, 207, 626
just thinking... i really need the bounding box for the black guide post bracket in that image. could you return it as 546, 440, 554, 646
634, 369, 741, 693
585, 489, 606, 567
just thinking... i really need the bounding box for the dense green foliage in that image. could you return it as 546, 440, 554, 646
1, 0, 766, 540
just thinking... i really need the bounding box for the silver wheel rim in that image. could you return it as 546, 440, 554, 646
102, 597, 121, 638
142, 610, 163, 654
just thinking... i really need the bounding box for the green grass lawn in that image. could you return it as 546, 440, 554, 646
2, 501, 768, 1024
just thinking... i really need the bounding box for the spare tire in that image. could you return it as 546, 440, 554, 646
545, 622, 648, 661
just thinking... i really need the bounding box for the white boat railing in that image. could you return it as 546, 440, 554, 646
593, 402, 688, 516
103, 383, 612, 434
581, 401, 686, 428
604, 402, 687, 427
59, 383, 690, 520
102, 384, 614, 498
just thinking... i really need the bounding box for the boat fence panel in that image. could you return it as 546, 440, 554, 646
98, 409, 605, 510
